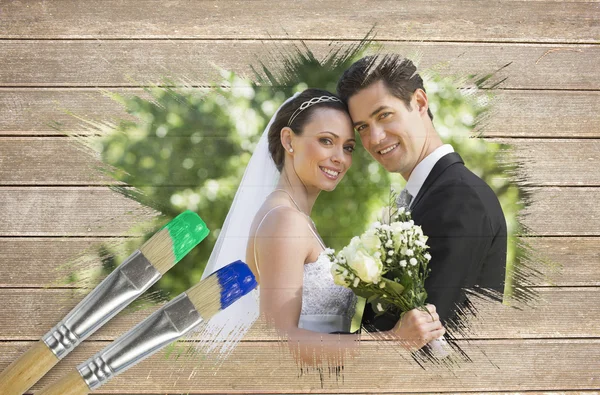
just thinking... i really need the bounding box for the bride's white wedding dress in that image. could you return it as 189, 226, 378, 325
254, 205, 357, 334
200, 94, 356, 346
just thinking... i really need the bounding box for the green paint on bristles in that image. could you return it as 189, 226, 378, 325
162, 210, 209, 263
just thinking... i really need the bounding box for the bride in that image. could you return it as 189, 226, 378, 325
202, 89, 445, 364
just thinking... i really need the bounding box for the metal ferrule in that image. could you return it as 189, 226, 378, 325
42, 250, 161, 359
77, 292, 203, 390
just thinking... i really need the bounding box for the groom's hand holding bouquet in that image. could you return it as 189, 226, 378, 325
325, 191, 448, 355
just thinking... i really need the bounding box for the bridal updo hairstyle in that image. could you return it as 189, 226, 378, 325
268, 89, 348, 172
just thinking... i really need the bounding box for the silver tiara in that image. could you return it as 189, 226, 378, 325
288, 95, 342, 127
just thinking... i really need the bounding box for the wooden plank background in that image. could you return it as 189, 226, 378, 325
0, 1, 599, 394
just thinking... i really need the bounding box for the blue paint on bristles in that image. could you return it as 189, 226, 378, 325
213, 260, 257, 309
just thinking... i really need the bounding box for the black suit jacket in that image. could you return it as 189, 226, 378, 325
362, 152, 507, 331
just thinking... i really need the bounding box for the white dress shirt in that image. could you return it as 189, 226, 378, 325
405, 144, 455, 208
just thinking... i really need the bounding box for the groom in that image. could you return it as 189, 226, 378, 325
337, 54, 507, 334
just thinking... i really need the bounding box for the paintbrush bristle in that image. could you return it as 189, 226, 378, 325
139, 210, 209, 275
187, 260, 257, 320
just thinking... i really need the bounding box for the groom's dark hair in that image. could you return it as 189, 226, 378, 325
336, 54, 434, 121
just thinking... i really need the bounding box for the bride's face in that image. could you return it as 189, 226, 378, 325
289, 108, 355, 192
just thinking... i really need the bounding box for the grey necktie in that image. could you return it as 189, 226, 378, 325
396, 188, 413, 209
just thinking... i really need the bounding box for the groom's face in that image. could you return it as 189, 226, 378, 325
347, 81, 428, 178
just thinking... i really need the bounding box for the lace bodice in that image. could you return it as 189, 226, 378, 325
298, 252, 357, 333
253, 202, 357, 333
300, 253, 356, 318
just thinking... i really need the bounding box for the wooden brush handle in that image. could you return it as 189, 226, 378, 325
35, 370, 89, 395
0, 339, 60, 395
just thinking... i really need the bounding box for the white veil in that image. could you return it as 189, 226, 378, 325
197, 93, 299, 351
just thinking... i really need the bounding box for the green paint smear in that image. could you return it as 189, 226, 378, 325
162, 210, 210, 263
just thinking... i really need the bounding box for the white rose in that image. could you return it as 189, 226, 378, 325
347, 250, 383, 284
406, 249, 414, 256
424, 253, 432, 261
341, 243, 358, 260
400, 260, 407, 267
409, 258, 418, 266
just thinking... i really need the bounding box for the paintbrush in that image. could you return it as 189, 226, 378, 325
0, 210, 209, 395
36, 260, 257, 395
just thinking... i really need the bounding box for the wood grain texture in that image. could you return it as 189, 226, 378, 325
520, 237, 600, 287
0, 187, 597, 236
0, 138, 114, 185
0, 88, 141, 135
0, 288, 598, 341
29, 392, 600, 395
0, 1, 598, 393
1, 41, 599, 89
1, 237, 596, 288
81, 392, 600, 395
0, 1, 597, 43
0, 187, 157, 236
43, 392, 600, 395
2, 89, 599, 138
1, 137, 597, 186
519, 187, 600, 235
490, 138, 600, 186
485, 90, 600, 138
1, 340, 599, 393
0, 237, 141, 287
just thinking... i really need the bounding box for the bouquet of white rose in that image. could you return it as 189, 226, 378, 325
326, 191, 448, 357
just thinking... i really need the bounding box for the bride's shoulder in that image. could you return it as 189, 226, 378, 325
254, 204, 310, 238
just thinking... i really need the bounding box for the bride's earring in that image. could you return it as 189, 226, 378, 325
289, 147, 294, 153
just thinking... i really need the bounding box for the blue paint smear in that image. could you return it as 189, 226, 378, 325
215, 260, 257, 310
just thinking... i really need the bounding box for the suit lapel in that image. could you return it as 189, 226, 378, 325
410, 152, 464, 211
